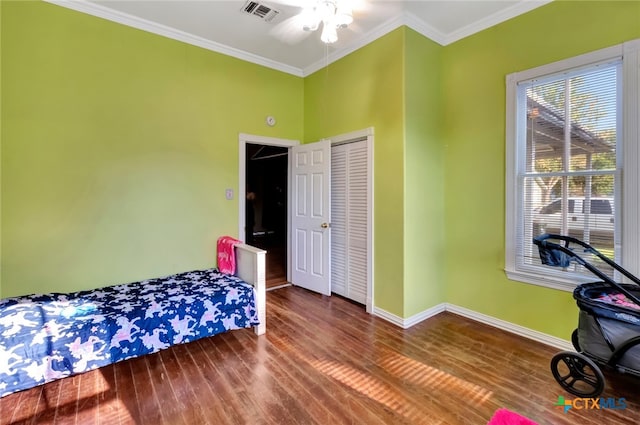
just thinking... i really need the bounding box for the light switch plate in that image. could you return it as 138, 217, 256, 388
225, 189, 233, 200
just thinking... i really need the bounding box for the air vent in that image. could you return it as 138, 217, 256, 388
241, 1, 281, 23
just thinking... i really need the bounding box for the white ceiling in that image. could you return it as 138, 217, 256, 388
47, 0, 552, 76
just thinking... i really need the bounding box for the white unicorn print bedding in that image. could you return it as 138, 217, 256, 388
0, 268, 259, 397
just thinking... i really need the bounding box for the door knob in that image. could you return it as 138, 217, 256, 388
321, 222, 331, 229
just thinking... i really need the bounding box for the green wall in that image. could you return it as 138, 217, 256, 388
303, 27, 445, 318
404, 29, 445, 317
442, 0, 640, 338
304, 29, 406, 315
0, 1, 303, 297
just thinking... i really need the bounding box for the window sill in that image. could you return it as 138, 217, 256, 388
504, 268, 592, 292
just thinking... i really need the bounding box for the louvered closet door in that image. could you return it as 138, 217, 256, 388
331, 140, 368, 304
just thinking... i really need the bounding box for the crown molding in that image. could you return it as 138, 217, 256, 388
301, 10, 450, 76
44, 0, 305, 77
301, 13, 408, 76
442, 0, 553, 45
45, 0, 551, 77
403, 11, 447, 46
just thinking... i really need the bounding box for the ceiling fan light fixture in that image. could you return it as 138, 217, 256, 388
316, 0, 336, 20
320, 23, 338, 44
303, 0, 352, 44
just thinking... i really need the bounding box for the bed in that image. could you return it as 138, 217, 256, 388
0, 243, 266, 398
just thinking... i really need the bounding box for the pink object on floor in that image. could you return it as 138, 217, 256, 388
487, 408, 538, 425
217, 236, 242, 274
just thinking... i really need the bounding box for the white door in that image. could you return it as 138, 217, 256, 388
331, 140, 368, 304
291, 140, 331, 295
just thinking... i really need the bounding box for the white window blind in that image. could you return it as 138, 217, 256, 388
521, 63, 620, 278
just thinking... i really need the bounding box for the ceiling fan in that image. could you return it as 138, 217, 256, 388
242, 0, 362, 45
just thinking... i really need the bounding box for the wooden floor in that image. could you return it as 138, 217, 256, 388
265, 242, 288, 289
1, 286, 638, 425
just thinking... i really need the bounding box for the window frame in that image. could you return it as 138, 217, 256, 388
505, 39, 640, 291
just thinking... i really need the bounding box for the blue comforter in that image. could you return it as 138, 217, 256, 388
0, 268, 259, 397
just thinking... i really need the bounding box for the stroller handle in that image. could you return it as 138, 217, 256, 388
533, 233, 640, 308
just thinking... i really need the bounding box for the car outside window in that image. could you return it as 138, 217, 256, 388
590, 199, 612, 215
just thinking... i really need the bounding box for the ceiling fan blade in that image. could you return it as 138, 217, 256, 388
269, 14, 313, 45
266, 0, 313, 9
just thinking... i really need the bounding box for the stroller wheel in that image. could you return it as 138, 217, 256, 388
571, 329, 581, 352
550, 351, 605, 398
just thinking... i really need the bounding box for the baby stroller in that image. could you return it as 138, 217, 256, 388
533, 234, 640, 397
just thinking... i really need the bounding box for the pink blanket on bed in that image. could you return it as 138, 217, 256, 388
217, 236, 242, 274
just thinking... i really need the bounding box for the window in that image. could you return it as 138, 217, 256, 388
506, 40, 640, 291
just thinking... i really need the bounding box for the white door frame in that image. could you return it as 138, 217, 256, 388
238, 133, 299, 283
238, 129, 374, 314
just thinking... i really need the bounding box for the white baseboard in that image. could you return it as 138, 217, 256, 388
445, 304, 573, 351
266, 283, 292, 291
373, 303, 573, 351
373, 303, 446, 329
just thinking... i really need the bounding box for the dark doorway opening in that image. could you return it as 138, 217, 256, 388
246, 143, 288, 289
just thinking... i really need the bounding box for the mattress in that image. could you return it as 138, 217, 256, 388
0, 268, 259, 397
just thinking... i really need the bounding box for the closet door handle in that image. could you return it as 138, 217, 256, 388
321, 223, 331, 229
